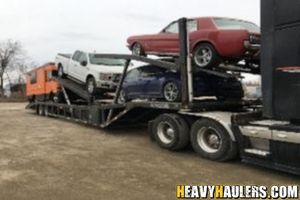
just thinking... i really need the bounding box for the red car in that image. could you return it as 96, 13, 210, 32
127, 17, 260, 68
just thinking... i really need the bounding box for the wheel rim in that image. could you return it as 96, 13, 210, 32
157, 122, 175, 144
39, 106, 43, 115
44, 107, 48, 116
196, 127, 221, 153
118, 90, 125, 104
164, 82, 179, 102
87, 80, 95, 94
58, 67, 63, 77
194, 47, 213, 67
132, 44, 141, 56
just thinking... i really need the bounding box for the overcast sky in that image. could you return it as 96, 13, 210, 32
0, 0, 260, 65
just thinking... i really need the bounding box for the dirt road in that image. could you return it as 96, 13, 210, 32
0, 103, 298, 200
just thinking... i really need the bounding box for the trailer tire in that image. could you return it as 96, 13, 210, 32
44, 107, 49, 116
37, 105, 45, 116
190, 118, 237, 161
152, 114, 189, 151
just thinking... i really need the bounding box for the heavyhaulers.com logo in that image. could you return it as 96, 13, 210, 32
176, 185, 298, 199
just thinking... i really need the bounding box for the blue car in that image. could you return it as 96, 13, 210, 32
119, 65, 244, 103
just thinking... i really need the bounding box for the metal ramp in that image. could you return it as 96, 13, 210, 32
57, 77, 91, 102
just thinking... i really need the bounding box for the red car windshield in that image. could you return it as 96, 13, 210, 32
213, 18, 260, 33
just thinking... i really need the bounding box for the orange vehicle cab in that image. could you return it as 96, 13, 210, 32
26, 63, 60, 102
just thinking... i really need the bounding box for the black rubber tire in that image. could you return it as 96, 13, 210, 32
193, 43, 221, 68
163, 81, 181, 102
58, 64, 65, 78
152, 114, 189, 151
132, 43, 146, 56
86, 77, 97, 95
36, 105, 39, 115
37, 105, 45, 116
28, 95, 35, 103
190, 118, 237, 161
44, 106, 49, 117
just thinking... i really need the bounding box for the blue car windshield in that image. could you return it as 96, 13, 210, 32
89, 54, 126, 66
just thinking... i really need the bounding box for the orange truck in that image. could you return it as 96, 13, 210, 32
26, 63, 61, 102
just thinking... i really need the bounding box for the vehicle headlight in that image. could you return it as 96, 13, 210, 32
99, 73, 105, 80
99, 73, 113, 81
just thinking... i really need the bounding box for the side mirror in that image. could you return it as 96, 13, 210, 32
52, 70, 58, 77
81, 61, 87, 66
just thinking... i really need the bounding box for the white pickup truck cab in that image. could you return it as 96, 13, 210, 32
55, 50, 126, 94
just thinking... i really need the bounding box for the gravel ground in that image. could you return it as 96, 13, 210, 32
0, 103, 298, 200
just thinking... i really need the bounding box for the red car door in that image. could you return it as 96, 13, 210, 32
150, 21, 180, 54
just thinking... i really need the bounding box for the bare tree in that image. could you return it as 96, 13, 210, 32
0, 39, 23, 96
13, 61, 36, 95
5, 71, 12, 90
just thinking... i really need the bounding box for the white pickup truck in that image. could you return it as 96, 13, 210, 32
55, 50, 126, 94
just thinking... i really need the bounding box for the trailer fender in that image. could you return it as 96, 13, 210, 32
179, 111, 236, 142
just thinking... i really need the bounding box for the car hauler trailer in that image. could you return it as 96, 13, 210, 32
27, 0, 300, 175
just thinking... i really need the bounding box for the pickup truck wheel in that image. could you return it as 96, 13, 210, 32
44, 106, 49, 116
86, 77, 97, 95
28, 95, 35, 103
193, 43, 220, 68
190, 119, 237, 161
152, 114, 189, 151
58, 65, 65, 78
132, 43, 146, 56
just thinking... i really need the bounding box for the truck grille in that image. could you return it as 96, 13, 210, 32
112, 74, 121, 83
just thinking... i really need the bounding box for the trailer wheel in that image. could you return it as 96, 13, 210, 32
37, 105, 45, 116
44, 106, 49, 116
190, 118, 237, 161
152, 114, 189, 151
